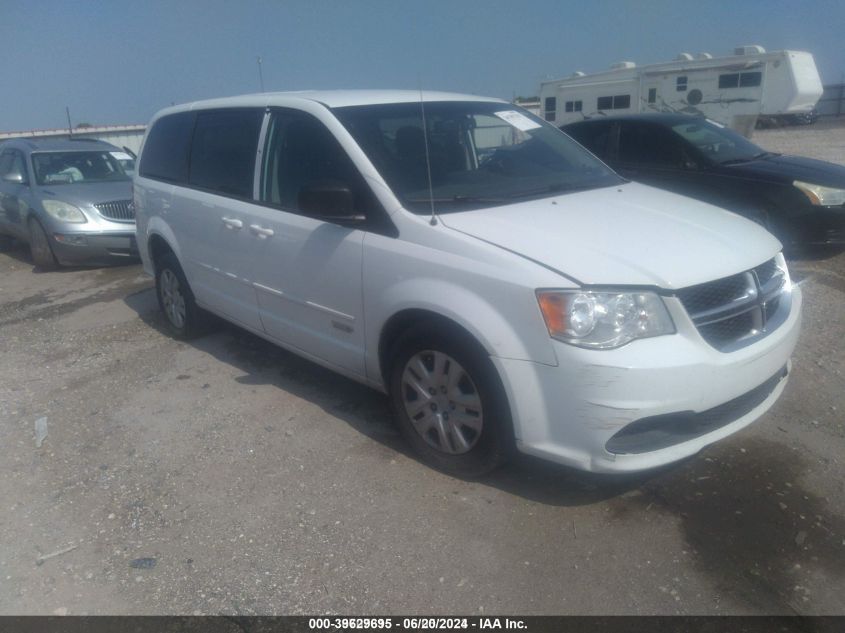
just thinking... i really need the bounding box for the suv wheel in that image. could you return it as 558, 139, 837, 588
388, 324, 512, 476
28, 218, 58, 270
155, 253, 204, 339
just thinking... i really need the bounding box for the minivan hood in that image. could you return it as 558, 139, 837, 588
725, 153, 845, 188
439, 182, 781, 289
36, 181, 133, 207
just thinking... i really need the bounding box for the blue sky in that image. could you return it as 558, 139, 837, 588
1, 0, 843, 131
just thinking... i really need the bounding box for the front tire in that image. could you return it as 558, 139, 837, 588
388, 324, 513, 477
28, 218, 58, 270
155, 252, 204, 339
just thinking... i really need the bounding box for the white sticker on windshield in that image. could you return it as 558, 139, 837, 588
110, 152, 133, 161
494, 110, 542, 131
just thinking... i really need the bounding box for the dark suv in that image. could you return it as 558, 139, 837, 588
562, 114, 845, 247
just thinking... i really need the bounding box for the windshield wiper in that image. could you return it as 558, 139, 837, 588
404, 194, 508, 204
721, 151, 780, 165
506, 182, 603, 199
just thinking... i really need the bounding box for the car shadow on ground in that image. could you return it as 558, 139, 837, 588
123, 286, 845, 612
123, 286, 655, 507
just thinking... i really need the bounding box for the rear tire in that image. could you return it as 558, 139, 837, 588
388, 323, 513, 477
155, 252, 205, 339
28, 218, 58, 270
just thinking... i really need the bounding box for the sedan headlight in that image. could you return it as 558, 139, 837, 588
42, 200, 87, 223
793, 181, 845, 207
537, 290, 675, 349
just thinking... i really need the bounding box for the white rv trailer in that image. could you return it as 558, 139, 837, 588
539, 46, 823, 137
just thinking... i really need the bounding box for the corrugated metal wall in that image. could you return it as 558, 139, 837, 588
817, 84, 845, 117
0, 126, 146, 155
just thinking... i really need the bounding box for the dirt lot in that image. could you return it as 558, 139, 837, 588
753, 117, 845, 165
1, 125, 844, 616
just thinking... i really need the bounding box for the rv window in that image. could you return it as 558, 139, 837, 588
719, 73, 740, 89
544, 97, 556, 121
739, 72, 762, 87
613, 95, 631, 109
676, 76, 687, 91
597, 96, 613, 110
574, 101, 582, 112
565, 101, 574, 113
648, 88, 657, 103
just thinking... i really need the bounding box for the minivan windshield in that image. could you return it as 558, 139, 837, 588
31, 151, 130, 186
671, 120, 772, 165
334, 101, 623, 213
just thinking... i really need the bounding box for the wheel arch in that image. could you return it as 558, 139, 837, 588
372, 282, 557, 389
143, 216, 183, 272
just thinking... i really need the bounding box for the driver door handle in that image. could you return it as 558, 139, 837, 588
249, 224, 274, 238
221, 217, 243, 230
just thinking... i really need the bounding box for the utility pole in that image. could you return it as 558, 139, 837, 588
66, 106, 73, 136
257, 56, 265, 92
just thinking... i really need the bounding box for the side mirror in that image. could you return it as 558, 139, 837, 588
3, 171, 26, 184
298, 182, 363, 222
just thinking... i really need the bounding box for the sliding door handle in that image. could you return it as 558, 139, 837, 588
249, 224, 275, 238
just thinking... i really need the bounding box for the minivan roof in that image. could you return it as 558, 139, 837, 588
155, 90, 506, 117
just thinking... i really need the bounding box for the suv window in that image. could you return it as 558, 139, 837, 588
189, 109, 263, 198
618, 122, 686, 167
565, 123, 612, 158
0, 151, 15, 177
139, 111, 196, 183
260, 109, 375, 218
0, 150, 29, 183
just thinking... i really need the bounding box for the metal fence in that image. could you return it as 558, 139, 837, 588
817, 83, 845, 117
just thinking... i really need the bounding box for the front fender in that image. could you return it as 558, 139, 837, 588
365, 276, 559, 387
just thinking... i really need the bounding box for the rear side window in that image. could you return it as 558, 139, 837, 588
565, 124, 612, 158
618, 123, 686, 167
139, 112, 196, 183
188, 109, 263, 198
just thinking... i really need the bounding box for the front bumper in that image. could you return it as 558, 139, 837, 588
493, 284, 802, 473
50, 230, 139, 266
787, 208, 845, 245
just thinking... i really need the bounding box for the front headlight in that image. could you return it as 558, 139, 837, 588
42, 200, 87, 223
793, 181, 845, 207
537, 290, 675, 349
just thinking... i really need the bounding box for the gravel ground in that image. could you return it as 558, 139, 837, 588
753, 117, 845, 165
0, 125, 843, 616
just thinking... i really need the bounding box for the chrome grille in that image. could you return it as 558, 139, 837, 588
94, 199, 135, 222
676, 258, 788, 352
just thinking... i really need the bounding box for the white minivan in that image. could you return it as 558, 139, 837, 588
134, 91, 801, 476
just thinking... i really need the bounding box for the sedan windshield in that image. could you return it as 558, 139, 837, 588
32, 151, 130, 186
333, 101, 622, 213
671, 120, 770, 165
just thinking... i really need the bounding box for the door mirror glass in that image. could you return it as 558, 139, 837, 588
3, 171, 26, 184
298, 181, 361, 221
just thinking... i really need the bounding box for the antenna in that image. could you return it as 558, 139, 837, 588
418, 84, 437, 226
